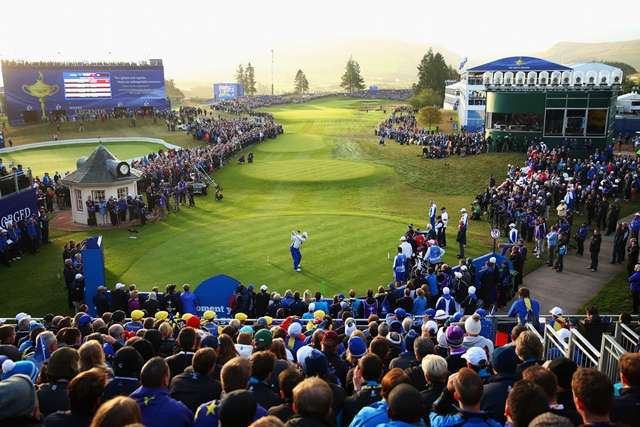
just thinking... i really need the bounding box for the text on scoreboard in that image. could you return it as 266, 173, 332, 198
63, 72, 112, 100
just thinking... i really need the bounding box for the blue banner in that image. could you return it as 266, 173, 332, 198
2, 65, 169, 124
82, 236, 105, 317
0, 188, 38, 229
214, 83, 244, 101
194, 274, 241, 317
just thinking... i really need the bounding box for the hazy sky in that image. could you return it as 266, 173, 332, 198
1, 0, 639, 87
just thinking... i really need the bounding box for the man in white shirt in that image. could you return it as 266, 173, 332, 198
399, 236, 413, 259
290, 230, 307, 272
441, 207, 449, 247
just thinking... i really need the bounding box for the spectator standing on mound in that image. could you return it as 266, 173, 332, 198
589, 230, 602, 272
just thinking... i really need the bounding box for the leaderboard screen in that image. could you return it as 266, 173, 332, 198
63, 71, 112, 99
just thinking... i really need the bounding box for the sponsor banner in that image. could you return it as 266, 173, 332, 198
194, 274, 241, 317
0, 188, 38, 229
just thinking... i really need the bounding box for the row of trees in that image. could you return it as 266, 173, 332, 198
235, 63, 257, 96
231, 50, 456, 98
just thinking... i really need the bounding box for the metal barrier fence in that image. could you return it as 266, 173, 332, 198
614, 322, 640, 352
598, 334, 627, 384
543, 324, 569, 360
568, 328, 601, 368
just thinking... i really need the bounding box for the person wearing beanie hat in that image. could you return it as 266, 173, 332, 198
186, 315, 201, 330
102, 346, 144, 401
435, 287, 456, 316
37, 347, 80, 416
202, 312, 218, 336
344, 318, 357, 338
124, 310, 144, 333
461, 286, 479, 315
155, 310, 169, 322
1, 359, 38, 383
235, 312, 248, 323
463, 314, 494, 355
303, 348, 330, 378
445, 325, 467, 373
481, 345, 519, 424
389, 330, 418, 370
0, 374, 39, 425
285, 322, 305, 361
348, 336, 368, 360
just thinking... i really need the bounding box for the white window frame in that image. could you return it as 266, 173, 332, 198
75, 189, 83, 212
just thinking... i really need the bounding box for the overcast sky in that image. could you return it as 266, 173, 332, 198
1, 0, 639, 84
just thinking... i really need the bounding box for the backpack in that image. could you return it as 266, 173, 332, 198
559, 245, 567, 256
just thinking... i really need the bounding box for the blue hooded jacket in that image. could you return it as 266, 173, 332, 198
130, 386, 193, 427
350, 400, 389, 427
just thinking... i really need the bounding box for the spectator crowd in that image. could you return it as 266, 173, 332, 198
375, 108, 487, 158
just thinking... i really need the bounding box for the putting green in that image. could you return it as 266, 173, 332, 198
2, 141, 163, 177
255, 134, 326, 153
238, 159, 388, 182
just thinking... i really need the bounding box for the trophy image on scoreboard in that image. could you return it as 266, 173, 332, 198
22, 71, 60, 120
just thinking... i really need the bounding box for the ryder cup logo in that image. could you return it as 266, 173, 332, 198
1, 207, 32, 228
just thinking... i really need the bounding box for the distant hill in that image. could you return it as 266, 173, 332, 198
175, 40, 461, 97
537, 40, 640, 70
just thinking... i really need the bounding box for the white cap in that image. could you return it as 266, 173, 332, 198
462, 346, 488, 365
260, 285, 268, 292
75, 273, 83, 280
460, 208, 467, 212
115, 283, 126, 290
423, 320, 438, 333
400, 236, 406, 241
308, 302, 315, 312
509, 223, 516, 228
302, 232, 308, 238
557, 328, 571, 342
434, 309, 448, 320
15, 312, 30, 323
550, 306, 563, 316
454, 272, 462, 279
489, 257, 497, 264
442, 287, 450, 295
460, 265, 468, 271
468, 286, 476, 295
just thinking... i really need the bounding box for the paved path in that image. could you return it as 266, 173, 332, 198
524, 215, 632, 314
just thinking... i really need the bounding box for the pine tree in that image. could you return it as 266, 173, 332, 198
245, 62, 257, 96
340, 58, 366, 93
294, 69, 310, 94
235, 64, 246, 93
413, 49, 458, 104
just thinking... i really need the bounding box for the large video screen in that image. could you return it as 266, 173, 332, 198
2, 65, 168, 123
214, 83, 244, 101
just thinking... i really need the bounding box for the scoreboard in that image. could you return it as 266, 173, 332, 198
63, 72, 112, 99
1, 63, 169, 124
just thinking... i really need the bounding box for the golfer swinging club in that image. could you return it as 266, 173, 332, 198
290, 230, 308, 271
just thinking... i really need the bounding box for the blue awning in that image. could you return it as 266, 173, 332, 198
467, 56, 572, 72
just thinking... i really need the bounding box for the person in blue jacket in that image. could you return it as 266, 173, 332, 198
429, 368, 501, 427
130, 357, 193, 427
180, 284, 199, 315
377, 383, 426, 427
507, 287, 540, 328
350, 368, 406, 427
628, 264, 640, 314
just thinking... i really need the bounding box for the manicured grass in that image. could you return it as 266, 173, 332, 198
2, 141, 165, 177
583, 271, 634, 314
0, 97, 524, 316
